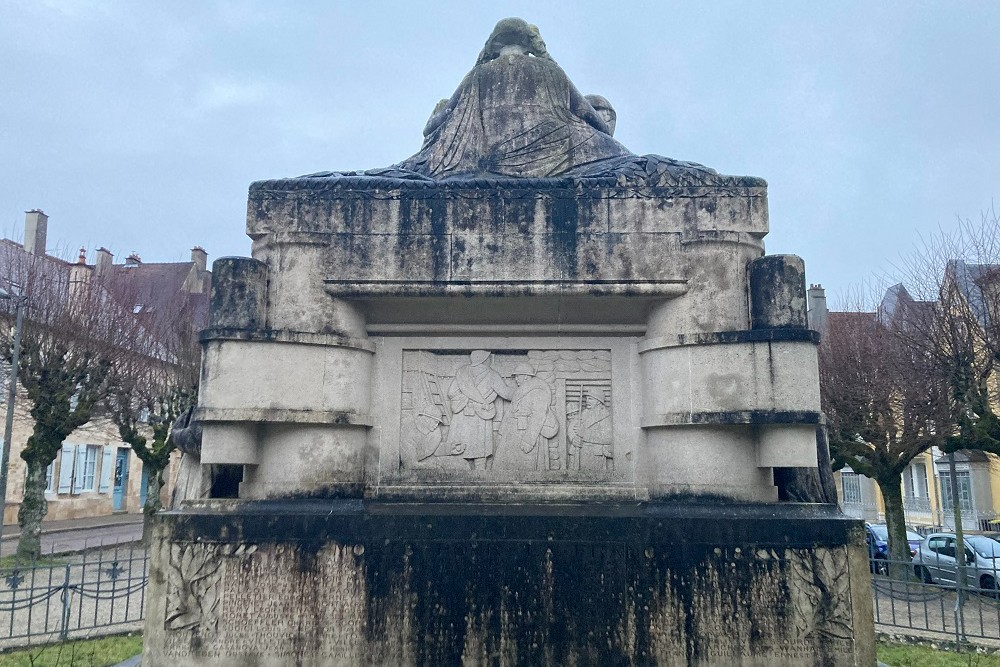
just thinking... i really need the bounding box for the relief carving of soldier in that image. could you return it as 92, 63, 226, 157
495, 362, 559, 471
400, 401, 445, 469
568, 390, 613, 471
444, 350, 513, 470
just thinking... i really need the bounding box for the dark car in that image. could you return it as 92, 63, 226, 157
867, 524, 922, 558
866, 524, 922, 575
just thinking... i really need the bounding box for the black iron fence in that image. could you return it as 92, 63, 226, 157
872, 553, 1000, 644
0, 544, 147, 646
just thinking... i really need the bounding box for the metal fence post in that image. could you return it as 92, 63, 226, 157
59, 564, 71, 641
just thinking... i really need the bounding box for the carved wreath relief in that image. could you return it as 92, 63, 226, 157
400, 350, 615, 477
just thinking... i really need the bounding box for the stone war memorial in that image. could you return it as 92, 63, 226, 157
143, 18, 875, 666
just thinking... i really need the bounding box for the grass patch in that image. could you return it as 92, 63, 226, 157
0, 633, 141, 667
878, 640, 1000, 666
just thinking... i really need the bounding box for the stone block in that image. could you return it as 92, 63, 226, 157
757, 424, 819, 468
143, 502, 874, 666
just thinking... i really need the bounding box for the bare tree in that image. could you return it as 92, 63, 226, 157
877, 207, 1000, 573
0, 249, 147, 561
821, 293, 949, 567
892, 209, 1000, 447
105, 284, 200, 522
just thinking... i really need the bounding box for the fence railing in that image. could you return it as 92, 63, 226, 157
2, 542, 998, 648
872, 552, 1000, 644
0, 543, 148, 646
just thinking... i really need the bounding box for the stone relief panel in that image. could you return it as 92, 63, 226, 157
164, 543, 257, 638
400, 349, 620, 479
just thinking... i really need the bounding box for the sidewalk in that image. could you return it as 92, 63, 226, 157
0, 512, 144, 542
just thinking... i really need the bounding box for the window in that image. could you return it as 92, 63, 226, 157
68, 444, 100, 494
841, 471, 862, 505
940, 471, 973, 513
904, 463, 928, 498
81, 445, 98, 492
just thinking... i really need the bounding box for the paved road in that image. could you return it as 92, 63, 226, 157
1, 518, 144, 558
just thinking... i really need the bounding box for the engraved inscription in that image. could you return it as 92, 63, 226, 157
400, 349, 615, 479
164, 543, 369, 660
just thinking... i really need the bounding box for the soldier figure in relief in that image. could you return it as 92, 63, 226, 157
495, 362, 559, 471
568, 390, 613, 471
400, 401, 445, 469
444, 350, 513, 470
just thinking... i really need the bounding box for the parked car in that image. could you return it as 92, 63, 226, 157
866, 524, 922, 573
913, 533, 1000, 592
866, 524, 922, 558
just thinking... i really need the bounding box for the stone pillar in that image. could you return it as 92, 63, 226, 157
748, 254, 808, 330
210, 257, 268, 330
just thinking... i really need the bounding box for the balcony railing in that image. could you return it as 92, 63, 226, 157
903, 497, 932, 513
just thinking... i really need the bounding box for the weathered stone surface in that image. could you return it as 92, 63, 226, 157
144, 501, 875, 667
749, 254, 808, 330
209, 257, 267, 330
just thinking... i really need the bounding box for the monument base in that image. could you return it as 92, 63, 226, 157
143, 501, 874, 666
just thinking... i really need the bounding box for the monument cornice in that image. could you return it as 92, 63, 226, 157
199, 327, 376, 352
637, 328, 820, 353
325, 278, 688, 299
641, 410, 824, 429
248, 176, 767, 201
195, 407, 374, 427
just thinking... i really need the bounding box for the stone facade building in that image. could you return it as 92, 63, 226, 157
0, 210, 209, 524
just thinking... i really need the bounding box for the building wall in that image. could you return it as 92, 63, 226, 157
0, 396, 179, 525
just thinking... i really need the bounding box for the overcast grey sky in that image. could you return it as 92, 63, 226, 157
2, 1, 998, 302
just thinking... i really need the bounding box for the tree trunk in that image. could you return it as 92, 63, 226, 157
142, 466, 165, 545
876, 474, 911, 579
15, 460, 49, 561
145, 467, 164, 514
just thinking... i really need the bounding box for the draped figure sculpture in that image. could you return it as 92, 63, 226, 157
399, 17, 630, 178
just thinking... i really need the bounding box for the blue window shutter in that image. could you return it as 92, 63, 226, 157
72, 443, 87, 494
99, 446, 114, 493
57, 444, 74, 494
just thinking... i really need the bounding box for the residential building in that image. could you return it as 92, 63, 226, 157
0, 210, 209, 524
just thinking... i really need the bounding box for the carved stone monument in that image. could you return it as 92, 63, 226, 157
144, 18, 874, 666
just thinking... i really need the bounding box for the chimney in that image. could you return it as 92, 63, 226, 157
807, 284, 829, 338
125, 252, 142, 267
68, 247, 93, 299
191, 246, 208, 274
23, 209, 48, 255
95, 247, 113, 276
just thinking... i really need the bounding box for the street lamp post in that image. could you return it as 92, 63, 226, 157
0, 287, 27, 545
